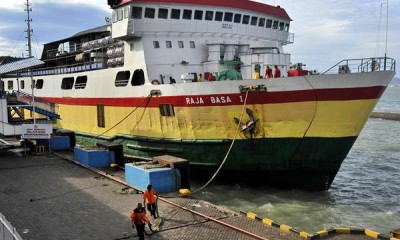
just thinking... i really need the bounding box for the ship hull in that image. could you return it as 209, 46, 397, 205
5, 69, 395, 190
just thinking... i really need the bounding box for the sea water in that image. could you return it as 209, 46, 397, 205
195, 78, 400, 235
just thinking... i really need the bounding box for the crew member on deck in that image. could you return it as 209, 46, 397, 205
265, 66, 273, 78
274, 65, 281, 78
197, 73, 203, 82
253, 69, 260, 80
208, 73, 216, 81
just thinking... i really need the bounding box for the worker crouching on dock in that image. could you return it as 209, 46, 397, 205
143, 184, 157, 218
131, 203, 151, 240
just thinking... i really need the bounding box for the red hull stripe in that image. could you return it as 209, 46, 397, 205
43, 86, 386, 107
119, 0, 291, 20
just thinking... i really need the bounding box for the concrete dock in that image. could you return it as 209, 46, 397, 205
0, 149, 388, 240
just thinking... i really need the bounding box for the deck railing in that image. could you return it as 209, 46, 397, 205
322, 57, 396, 75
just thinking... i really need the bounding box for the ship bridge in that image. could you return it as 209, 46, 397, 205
110, 0, 294, 45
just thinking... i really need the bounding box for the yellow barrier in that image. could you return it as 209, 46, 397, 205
365, 229, 379, 239
246, 212, 257, 220
299, 231, 309, 238
316, 230, 328, 237
262, 218, 273, 226
280, 224, 291, 233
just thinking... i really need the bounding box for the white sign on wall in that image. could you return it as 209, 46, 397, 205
21, 124, 52, 139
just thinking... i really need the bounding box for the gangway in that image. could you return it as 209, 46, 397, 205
0, 138, 14, 150
0, 57, 60, 137
7, 91, 61, 120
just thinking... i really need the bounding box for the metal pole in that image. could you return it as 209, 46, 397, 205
25, 0, 32, 58
384, 0, 389, 70
385, 0, 389, 55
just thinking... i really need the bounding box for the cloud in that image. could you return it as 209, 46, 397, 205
0, 0, 111, 12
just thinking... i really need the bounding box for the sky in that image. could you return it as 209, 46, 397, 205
0, 0, 399, 77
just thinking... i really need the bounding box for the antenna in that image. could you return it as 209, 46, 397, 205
385, 0, 389, 56
25, 0, 33, 57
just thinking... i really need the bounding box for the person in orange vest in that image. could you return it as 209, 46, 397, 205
143, 184, 157, 218
130, 203, 151, 240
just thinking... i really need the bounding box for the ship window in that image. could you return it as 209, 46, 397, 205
190, 41, 195, 48
258, 18, 265, 27
153, 41, 160, 48
8, 81, 13, 90
215, 11, 223, 21
112, 11, 118, 23
194, 10, 203, 20
0, 81, 4, 91
145, 8, 155, 18
234, 14, 241, 23
166, 41, 172, 48
178, 41, 184, 48
285, 23, 290, 31
75, 76, 88, 89
242, 15, 249, 24
279, 22, 285, 31
171, 9, 180, 19
118, 9, 123, 21
183, 9, 192, 20
20, 80, 25, 89
132, 7, 142, 19
272, 20, 278, 29
97, 104, 105, 128
158, 8, 168, 19
266, 19, 272, 28
224, 12, 233, 22
159, 104, 175, 117
250, 16, 258, 26
36, 79, 43, 89
131, 69, 145, 86
61, 77, 74, 90
124, 6, 130, 19
205, 11, 213, 21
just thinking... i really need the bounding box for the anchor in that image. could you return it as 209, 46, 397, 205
234, 108, 258, 137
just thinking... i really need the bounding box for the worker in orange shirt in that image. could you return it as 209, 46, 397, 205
130, 203, 151, 240
143, 184, 157, 218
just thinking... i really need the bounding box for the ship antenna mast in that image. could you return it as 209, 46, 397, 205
25, 0, 33, 57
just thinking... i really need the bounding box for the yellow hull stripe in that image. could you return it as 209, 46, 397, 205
54, 99, 378, 139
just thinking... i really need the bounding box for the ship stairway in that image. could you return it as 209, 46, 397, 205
6, 91, 61, 120
0, 138, 15, 150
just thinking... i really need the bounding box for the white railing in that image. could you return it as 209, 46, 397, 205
322, 57, 396, 75
0, 212, 23, 240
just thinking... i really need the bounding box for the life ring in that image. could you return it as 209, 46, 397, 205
151, 79, 160, 85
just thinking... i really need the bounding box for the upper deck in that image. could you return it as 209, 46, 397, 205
110, 0, 293, 44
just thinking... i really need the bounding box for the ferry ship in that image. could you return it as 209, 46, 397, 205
0, 0, 396, 190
